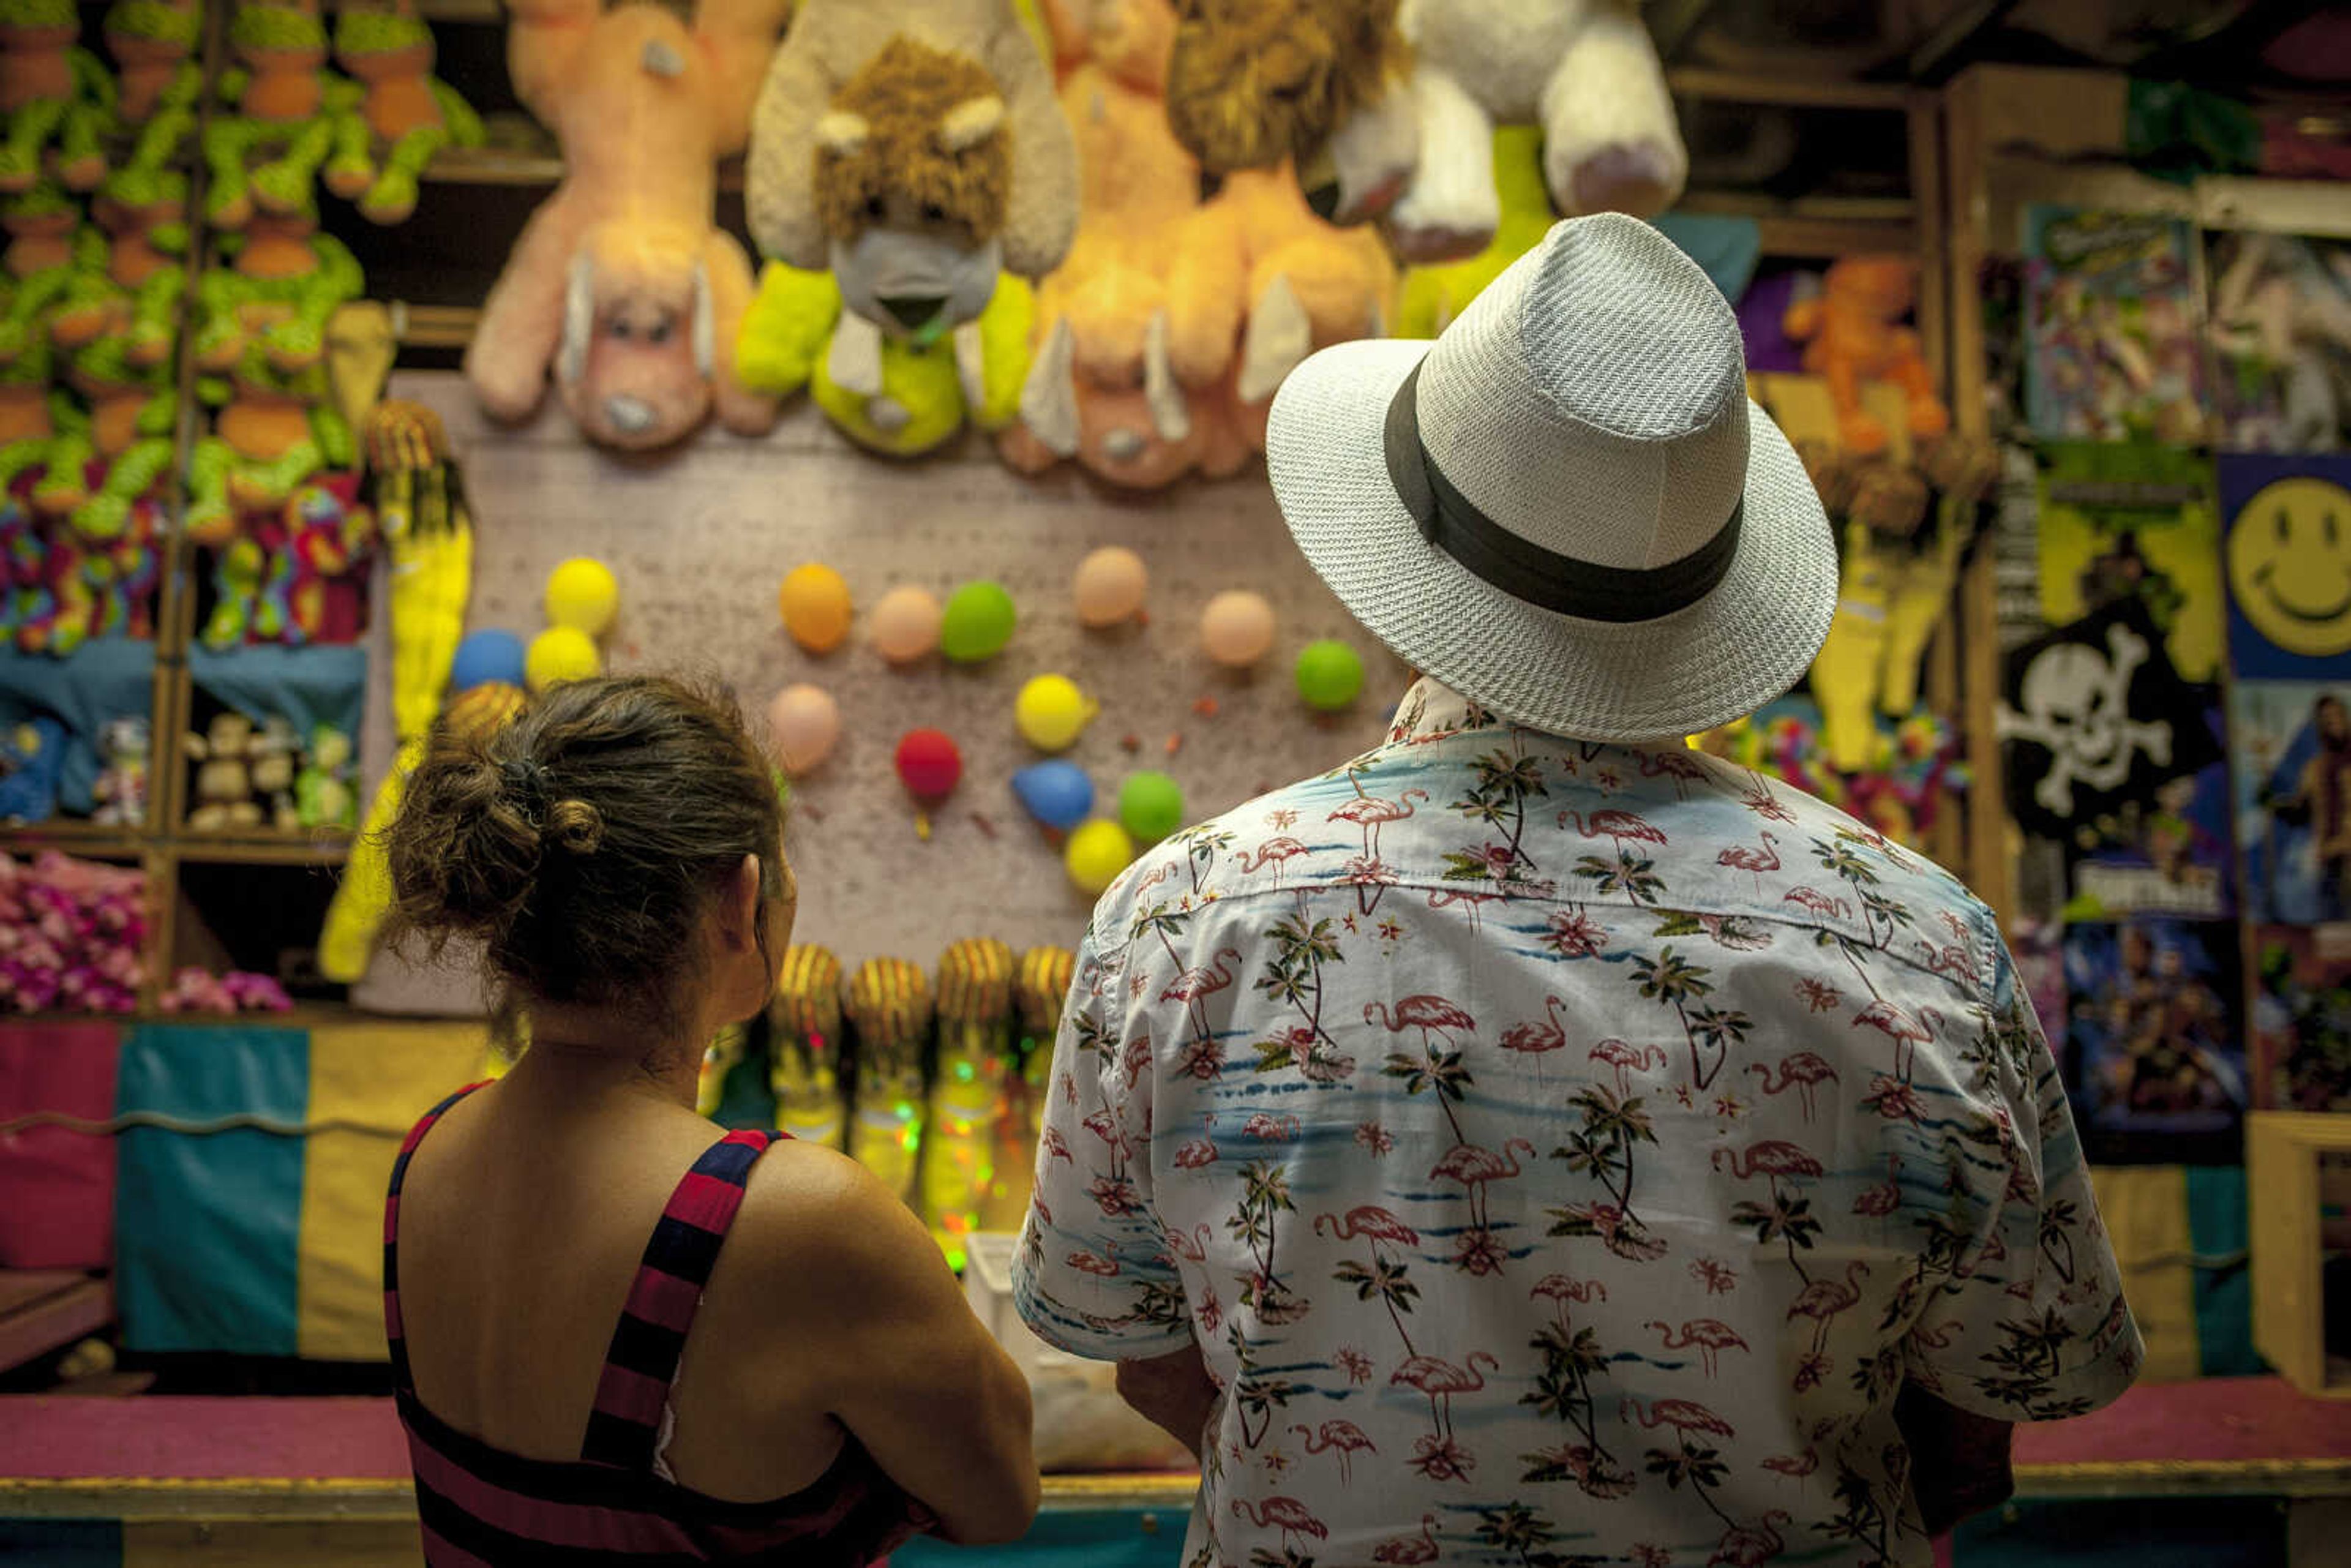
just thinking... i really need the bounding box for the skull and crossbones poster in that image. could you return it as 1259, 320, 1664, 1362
2000, 598, 2224, 841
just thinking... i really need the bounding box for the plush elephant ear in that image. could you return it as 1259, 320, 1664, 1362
557, 252, 596, 389
983, 20, 1079, 280
746, 40, 841, 269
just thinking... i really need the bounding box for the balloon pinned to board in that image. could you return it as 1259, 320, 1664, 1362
894, 728, 964, 801
779, 564, 853, 655
1201, 591, 1277, 669
1011, 760, 1093, 831
1117, 771, 1185, 842
1073, 547, 1147, 628
544, 557, 620, 636
939, 581, 1018, 664
1295, 639, 1365, 711
525, 626, 601, 693
871, 586, 943, 665
767, 685, 841, 776
450, 629, 527, 693
1065, 819, 1136, 896
1015, 674, 1097, 752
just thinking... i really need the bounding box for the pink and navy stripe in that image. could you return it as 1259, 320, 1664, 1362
385, 1086, 919, 1565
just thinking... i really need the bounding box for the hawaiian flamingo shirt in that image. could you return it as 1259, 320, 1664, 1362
1015, 679, 2140, 1568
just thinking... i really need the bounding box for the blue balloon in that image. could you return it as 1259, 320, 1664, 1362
450, 629, 527, 693
1011, 760, 1093, 831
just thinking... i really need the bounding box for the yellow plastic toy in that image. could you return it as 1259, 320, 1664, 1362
929, 937, 1018, 1264
769, 944, 847, 1148
735, 263, 1034, 458
844, 956, 932, 1207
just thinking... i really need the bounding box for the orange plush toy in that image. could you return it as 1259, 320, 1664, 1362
1169, 162, 1395, 449
1782, 255, 1950, 457
1001, 0, 1248, 487
464, 0, 787, 451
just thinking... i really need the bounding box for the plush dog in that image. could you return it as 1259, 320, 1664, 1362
464, 0, 787, 451
1167, 0, 1684, 264
748, 0, 1078, 343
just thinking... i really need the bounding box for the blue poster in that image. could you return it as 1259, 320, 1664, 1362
2220, 452, 2351, 681
2230, 678, 2351, 925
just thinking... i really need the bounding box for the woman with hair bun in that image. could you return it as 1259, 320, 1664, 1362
380, 675, 1037, 1564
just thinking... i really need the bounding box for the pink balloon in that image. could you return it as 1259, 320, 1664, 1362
1073, 547, 1147, 628
767, 685, 841, 776
871, 586, 943, 664
1200, 590, 1277, 668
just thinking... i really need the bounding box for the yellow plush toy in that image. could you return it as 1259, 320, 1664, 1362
1394, 126, 1554, 340
735, 261, 1034, 456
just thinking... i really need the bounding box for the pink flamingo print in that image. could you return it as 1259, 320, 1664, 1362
1039, 1126, 1074, 1163
1174, 1116, 1220, 1169
1365, 994, 1476, 1049
1499, 996, 1571, 1058
1621, 1395, 1736, 1442
1644, 1318, 1750, 1377
1236, 837, 1308, 884
1711, 1139, 1827, 1185
1160, 947, 1242, 1040
1243, 1111, 1301, 1141
1737, 770, 1796, 822
1391, 1351, 1498, 1441
1066, 1243, 1121, 1278
1290, 1420, 1378, 1484
1638, 749, 1709, 799
1715, 830, 1782, 895
1313, 1205, 1419, 1248
1588, 1037, 1668, 1095
1164, 1223, 1212, 1263
1745, 1051, 1840, 1120
1134, 860, 1178, 898
1328, 784, 1428, 860
1853, 1155, 1902, 1217
1229, 1497, 1328, 1555
1709, 1511, 1791, 1568
1080, 1106, 1131, 1160
1120, 1033, 1153, 1089
1787, 1259, 1870, 1351
1431, 1138, 1535, 1231
1781, 885, 1853, 920
1761, 1450, 1818, 1479
1851, 998, 1944, 1081
1690, 1256, 1738, 1294
1373, 1515, 1440, 1566
1919, 935, 1982, 986
1558, 807, 1669, 858
1531, 1274, 1607, 1321
1425, 885, 1507, 927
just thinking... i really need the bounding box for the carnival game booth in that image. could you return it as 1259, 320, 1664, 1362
0, 2, 2348, 1565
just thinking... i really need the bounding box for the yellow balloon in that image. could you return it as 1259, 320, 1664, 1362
544, 557, 620, 636
779, 564, 853, 654
525, 626, 601, 693
1065, 819, 1135, 897
1016, 673, 1097, 752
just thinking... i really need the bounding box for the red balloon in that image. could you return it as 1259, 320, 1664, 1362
894, 728, 963, 800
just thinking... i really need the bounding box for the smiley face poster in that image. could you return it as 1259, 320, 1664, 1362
2222, 453, 2351, 680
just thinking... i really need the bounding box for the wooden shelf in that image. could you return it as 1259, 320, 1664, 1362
1667, 66, 1917, 113
0, 1273, 110, 1376
0, 825, 146, 858
171, 836, 352, 868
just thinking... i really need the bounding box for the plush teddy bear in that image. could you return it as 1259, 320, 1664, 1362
1393, 124, 1553, 339
89, 715, 148, 826
184, 711, 267, 831
465, 0, 787, 451
1168, 0, 1684, 264
1783, 255, 1951, 457
747, 0, 1078, 343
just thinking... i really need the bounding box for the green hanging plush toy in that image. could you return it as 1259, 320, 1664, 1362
204, 1, 376, 231
331, 0, 483, 225
0, 0, 115, 195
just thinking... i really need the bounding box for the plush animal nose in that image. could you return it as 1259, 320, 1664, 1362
604, 396, 657, 435
879, 294, 946, 332
1103, 429, 1145, 462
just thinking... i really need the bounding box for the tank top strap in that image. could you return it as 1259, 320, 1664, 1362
580, 1128, 786, 1472
383, 1082, 490, 1400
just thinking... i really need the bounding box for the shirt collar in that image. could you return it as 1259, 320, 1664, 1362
1382, 678, 1506, 748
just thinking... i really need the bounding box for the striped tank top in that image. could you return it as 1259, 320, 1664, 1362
385, 1086, 923, 1565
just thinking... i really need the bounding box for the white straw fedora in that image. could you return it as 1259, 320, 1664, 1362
1267, 213, 1835, 742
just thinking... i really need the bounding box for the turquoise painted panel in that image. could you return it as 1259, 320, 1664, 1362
113, 1027, 309, 1355
1954, 1496, 2284, 1568
895, 1507, 1187, 1568
2186, 1165, 2265, 1377
0, 1520, 122, 1566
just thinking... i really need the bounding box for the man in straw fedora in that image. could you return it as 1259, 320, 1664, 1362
1016, 214, 2139, 1567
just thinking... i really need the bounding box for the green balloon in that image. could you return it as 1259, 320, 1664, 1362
1119, 770, 1186, 842
1294, 639, 1365, 711
939, 581, 1018, 664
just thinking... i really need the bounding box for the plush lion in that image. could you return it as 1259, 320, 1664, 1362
463, 0, 787, 451
749, 0, 1078, 343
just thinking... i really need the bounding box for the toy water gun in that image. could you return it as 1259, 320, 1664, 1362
844, 956, 932, 1209
928, 937, 1018, 1264
769, 944, 847, 1149
318, 403, 473, 982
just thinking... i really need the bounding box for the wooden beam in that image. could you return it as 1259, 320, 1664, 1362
1644, 0, 1729, 63
1907, 0, 2025, 84
0, 1273, 111, 1375
1665, 67, 1914, 113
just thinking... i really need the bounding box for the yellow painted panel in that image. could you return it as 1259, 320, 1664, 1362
296, 1021, 489, 1362
2088, 1164, 2200, 1383
123, 1520, 422, 1567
